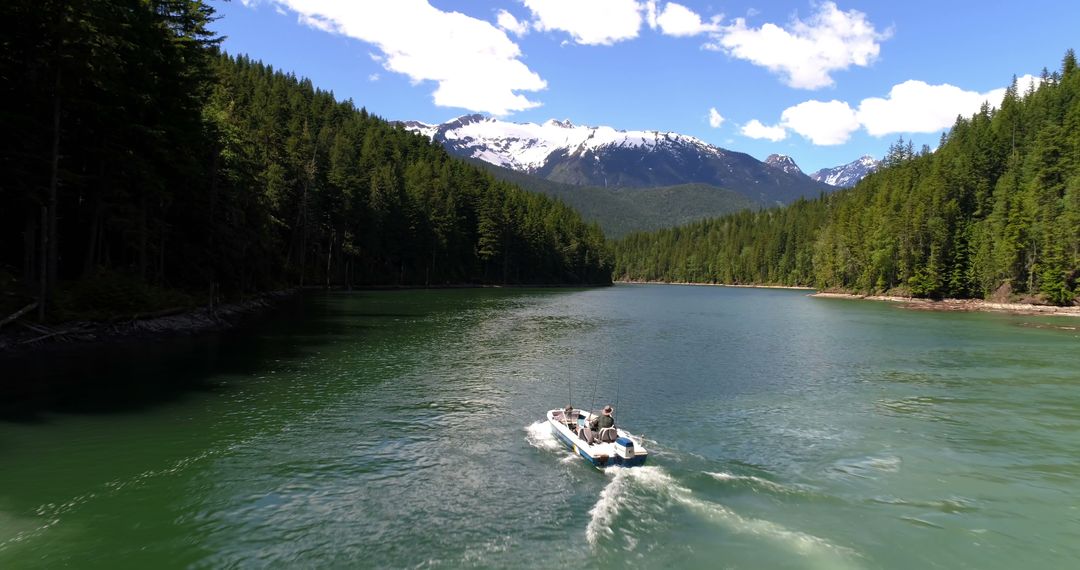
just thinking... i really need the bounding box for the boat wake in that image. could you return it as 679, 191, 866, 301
706, 471, 820, 497
523, 420, 562, 452
585, 466, 863, 568
585, 467, 641, 546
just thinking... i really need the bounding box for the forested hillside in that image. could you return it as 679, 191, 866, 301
0, 0, 610, 321
470, 159, 757, 238
615, 51, 1080, 305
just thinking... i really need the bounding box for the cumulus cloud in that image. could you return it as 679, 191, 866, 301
780, 100, 860, 145
654, 2, 722, 36
857, 81, 989, 136
857, 75, 1042, 136
745, 75, 1044, 145
496, 9, 529, 36
522, 0, 645, 45
708, 107, 725, 128
741, 119, 787, 142
259, 1, 546, 115
706, 1, 890, 89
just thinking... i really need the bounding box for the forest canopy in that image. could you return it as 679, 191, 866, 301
0, 0, 611, 320
614, 50, 1080, 305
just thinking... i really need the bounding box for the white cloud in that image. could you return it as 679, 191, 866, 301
655, 2, 722, 37
856, 78, 1041, 136
368, 73, 380, 82
645, 0, 658, 29
1014, 74, 1043, 96
262, 1, 546, 115
708, 107, 725, 128
780, 100, 860, 145
297, 12, 340, 34
746, 75, 1045, 145
706, 1, 890, 89
496, 9, 529, 37
522, 0, 645, 45
741, 119, 787, 142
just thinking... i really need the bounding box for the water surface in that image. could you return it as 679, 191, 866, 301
2, 285, 1079, 568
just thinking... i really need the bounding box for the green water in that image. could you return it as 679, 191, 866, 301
2, 285, 1079, 568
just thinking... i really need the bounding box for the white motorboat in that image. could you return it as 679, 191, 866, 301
546, 408, 648, 468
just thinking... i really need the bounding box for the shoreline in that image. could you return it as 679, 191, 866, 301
614, 280, 1079, 317
615, 280, 815, 291
0, 282, 612, 354
0, 289, 298, 354
323, 281, 611, 291
811, 292, 1080, 317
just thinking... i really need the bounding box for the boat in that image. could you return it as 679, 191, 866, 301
546, 408, 648, 468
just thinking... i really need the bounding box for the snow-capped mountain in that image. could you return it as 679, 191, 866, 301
764, 154, 804, 176
402, 114, 719, 172
810, 155, 880, 188
401, 114, 832, 206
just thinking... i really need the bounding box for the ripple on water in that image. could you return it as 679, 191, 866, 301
829, 455, 902, 480
876, 396, 967, 426
705, 471, 823, 499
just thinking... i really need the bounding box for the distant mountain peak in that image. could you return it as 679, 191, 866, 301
402, 114, 722, 173
765, 154, 803, 175
445, 113, 488, 128
400, 115, 833, 205
544, 118, 574, 128
810, 155, 880, 187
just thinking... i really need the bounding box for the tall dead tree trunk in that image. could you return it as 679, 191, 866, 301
23, 213, 37, 291
46, 69, 62, 314
326, 229, 335, 288
298, 155, 316, 288
83, 196, 101, 277
138, 192, 148, 281
38, 206, 48, 321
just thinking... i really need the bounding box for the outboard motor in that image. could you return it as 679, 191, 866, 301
614, 437, 635, 461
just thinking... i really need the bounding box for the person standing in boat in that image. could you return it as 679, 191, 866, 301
579, 405, 615, 443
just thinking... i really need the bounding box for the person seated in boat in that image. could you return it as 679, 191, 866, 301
579, 405, 615, 443
562, 405, 578, 430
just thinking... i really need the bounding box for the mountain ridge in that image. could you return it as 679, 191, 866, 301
810, 155, 880, 187
401, 115, 832, 206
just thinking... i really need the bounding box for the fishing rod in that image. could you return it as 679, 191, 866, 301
567, 367, 572, 409
614, 372, 621, 426
588, 364, 599, 416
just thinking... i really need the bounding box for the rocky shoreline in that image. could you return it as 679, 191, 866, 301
811, 292, 1080, 317
616, 280, 815, 290
0, 290, 298, 354
615, 281, 1079, 317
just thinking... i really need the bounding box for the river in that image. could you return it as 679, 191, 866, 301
2, 285, 1079, 568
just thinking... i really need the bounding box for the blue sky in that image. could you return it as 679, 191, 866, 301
216, 1, 1079, 172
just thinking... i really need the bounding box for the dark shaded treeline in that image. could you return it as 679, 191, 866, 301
614, 51, 1080, 305
0, 0, 610, 320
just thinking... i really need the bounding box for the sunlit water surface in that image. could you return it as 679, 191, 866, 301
2, 285, 1079, 568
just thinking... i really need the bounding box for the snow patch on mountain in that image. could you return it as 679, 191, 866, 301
810, 155, 880, 187
403, 114, 724, 173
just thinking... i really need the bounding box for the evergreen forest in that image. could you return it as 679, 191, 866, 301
0, 0, 612, 321
614, 51, 1080, 305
